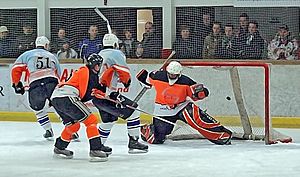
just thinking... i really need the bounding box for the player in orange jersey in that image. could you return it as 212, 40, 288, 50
50, 53, 109, 162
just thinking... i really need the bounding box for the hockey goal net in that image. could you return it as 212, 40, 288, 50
167, 61, 292, 145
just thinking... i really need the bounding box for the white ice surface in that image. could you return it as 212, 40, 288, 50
0, 122, 300, 177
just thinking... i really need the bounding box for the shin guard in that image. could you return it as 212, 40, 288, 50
61, 122, 80, 141
82, 114, 100, 140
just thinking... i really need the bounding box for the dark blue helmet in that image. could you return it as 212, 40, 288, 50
87, 53, 103, 67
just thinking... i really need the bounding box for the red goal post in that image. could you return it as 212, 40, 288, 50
171, 61, 292, 145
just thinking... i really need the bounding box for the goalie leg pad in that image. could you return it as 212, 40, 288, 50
140, 124, 155, 144
141, 116, 176, 144
180, 103, 232, 145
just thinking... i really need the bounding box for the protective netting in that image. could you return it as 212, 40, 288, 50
1, 6, 299, 59
0, 9, 37, 58
50, 8, 162, 59
166, 63, 292, 144
174, 6, 299, 59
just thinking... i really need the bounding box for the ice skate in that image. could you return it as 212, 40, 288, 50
43, 129, 54, 141
89, 150, 108, 162
53, 147, 73, 159
128, 135, 148, 154
100, 145, 112, 156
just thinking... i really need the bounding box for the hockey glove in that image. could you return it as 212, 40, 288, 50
109, 91, 125, 108
123, 79, 131, 88
91, 88, 105, 99
12, 81, 25, 95
190, 84, 209, 100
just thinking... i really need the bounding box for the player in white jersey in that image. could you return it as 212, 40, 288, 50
91, 33, 148, 153
11, 36, 61, 140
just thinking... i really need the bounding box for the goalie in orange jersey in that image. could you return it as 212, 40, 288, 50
137, 61, 232, 145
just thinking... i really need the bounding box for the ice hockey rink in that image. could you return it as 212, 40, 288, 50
0, 122, 299, 177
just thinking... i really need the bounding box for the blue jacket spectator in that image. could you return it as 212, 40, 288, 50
78, 25, 102, 59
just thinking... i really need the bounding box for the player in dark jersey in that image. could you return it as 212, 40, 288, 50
137, 61, 232, 145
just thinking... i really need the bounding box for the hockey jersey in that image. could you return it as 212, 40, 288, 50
99, 49, 131, 92
11, 48, 61, 85
51, 66, 101, 101
149, 70, 197, 116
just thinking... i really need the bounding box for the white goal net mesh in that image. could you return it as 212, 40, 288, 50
167, 61, 292, 144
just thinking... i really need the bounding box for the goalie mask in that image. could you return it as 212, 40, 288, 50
166, 61, 183, 85
103, 33, 119, 49
87, 53, 103, 69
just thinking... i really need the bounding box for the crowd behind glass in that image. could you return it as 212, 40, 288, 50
0, 12, 299, 60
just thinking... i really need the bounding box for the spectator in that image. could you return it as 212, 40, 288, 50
215, 24, 239, 59
57, 39, 78, 59
78, 25, 102, 60
195, 12, 213, 58
112, 29, 123, 49
268, 25, 299, 60
296, 35, 300, 60
0, 26, 15, 58
173, 25, 199, 59
234, 13, 250, 54
141, 21, 162, 58
16, 23, 36, 55
122, 29, 138, 58
51, 28, 70, 53
239, 21, 265, 59
237, 13, 249, 39
202, 22, 223, 59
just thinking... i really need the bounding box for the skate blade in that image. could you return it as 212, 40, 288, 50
71, 138, 80, 142
105, 151, 112, 156
53, 153, 73, 159
128, 149, 148, 154
89, 156, 108, 162
45, 137, 54, 141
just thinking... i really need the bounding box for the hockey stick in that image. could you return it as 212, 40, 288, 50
94, 7, 112, 34
133, 50, 176, 103
99, 95, 177, 126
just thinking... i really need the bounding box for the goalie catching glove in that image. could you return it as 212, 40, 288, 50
136, 69, 152, 89
190, 84, 209, 101
12, 81, 25, 95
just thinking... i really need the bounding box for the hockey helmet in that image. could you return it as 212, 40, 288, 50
35, 36, 50, 48
103, 33, 119, 48
166, 61, 183, 85
87, 53, 103, 68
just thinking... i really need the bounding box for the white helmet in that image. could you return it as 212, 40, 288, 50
35, 36, 50, 48
103, 33, 119, 48
166, 61, 183, 85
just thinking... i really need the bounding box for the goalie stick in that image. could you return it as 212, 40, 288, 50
133, 50, 176, 103
94, 7, 112, 34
